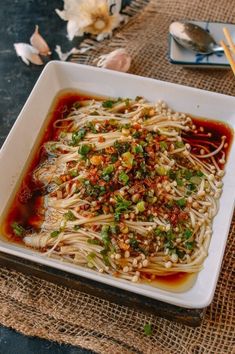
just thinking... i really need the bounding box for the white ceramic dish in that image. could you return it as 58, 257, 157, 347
0, 61, 235, 308
169, 21, 235, 68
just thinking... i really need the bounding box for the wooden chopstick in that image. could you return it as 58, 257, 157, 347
220, 40, 235, 75
220, 27, 235, 76
223, 27, 235, 56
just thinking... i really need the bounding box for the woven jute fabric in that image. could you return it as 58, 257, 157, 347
1, 1, 235, 353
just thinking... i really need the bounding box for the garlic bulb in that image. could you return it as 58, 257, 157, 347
55, 0, 126, 41
96, 48, 131, 72
14, 43, 43, 65
30, 25, 51, 56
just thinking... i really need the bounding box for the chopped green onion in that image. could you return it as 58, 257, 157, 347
110, 224, 119, 234
73, 102, 81, 109
190, 176, 202, 185
102, 100, 115, 108
122, 151, 134, 168
133, 144, 143, 154
187, 183, 196, 192
176, 198, 187, 208
102, 164, 114, 176
87, 252, 96, 262
132, 131, 141, 138
49, 144, 57, 152
101, 225, 110, 247
71, 128, 86, 146
196, 170, 204, 177
174, 141, 185, 149
100, 249, 110, 266
144, 323, 152, 336
136, 201, 145, 212
64, 210, 76, 221
69, 169, 78, 177
118, 171, 129, 185
11, 222, 25, 237
176, 249, 185, 259
130, 237, 139, 250
59, 131, 66, 138
156, 166, 167, 176
184, 169, 193, 180
114, 195, 131, 220
87, 238, 100, 245
78, 144, 91, 156
50, 230, 60, 238
184, 229, 193, 239
176, 178, 184, 187
74, 225, 81, 231
110, 154, 118, 163
185, 241, 195, 250
159, 141, 168, 151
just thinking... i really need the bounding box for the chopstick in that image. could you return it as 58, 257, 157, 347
223, 27, 235, 56
220, 27, 235, 76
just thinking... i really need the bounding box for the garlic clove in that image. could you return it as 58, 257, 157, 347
96, 48, 131, 72
14, 43, 43, 66
30, 25, 51, 56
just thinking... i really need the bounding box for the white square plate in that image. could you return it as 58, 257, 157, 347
0, 61, 235, 308
169, 21, 235, 68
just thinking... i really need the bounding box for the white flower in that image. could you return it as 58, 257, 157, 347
55, 0, 126, 41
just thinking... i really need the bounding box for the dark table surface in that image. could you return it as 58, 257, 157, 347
0, 0, 131, 353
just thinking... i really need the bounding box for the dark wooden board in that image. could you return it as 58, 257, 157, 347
0, 251, 205, 327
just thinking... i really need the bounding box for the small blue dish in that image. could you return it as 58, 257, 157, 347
168, 21, 235, 68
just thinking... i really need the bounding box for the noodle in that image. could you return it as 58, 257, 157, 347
9, 95, 229, 284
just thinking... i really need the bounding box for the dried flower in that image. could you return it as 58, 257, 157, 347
13, 43, 43, 65
30, 25, 51, 56
55, 44, 94, 61
96, 48, 131, 72
55, 0, 126, 41
55, 45, 80, 61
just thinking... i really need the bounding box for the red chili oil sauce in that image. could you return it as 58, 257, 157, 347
1, 90, 234, 291
140, 271, 196, 292
182, 116, 233, 168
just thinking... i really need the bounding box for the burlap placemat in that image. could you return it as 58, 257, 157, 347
0, 1, 234, 353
